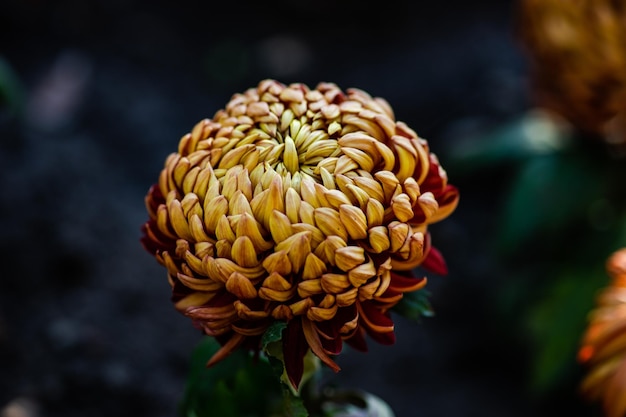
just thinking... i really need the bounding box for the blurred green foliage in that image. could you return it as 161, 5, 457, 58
179, 336, 283, 417
0, 56, 24, 119
446, 110, 626, 403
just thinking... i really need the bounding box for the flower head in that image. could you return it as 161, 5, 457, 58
579, 248, 626, 417
141, 79, 459, 388
518, 0, 626, 148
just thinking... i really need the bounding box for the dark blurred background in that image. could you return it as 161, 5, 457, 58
0, 1, 614, 416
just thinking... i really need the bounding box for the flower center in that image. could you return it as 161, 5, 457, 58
260, 115, 340, 184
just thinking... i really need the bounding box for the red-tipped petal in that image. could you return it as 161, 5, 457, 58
421, 245, 448, 276
388, 272, 428, 293
358, 301, 395, 333
345, 327, 369, 352
206, 332, 245, 367
283, 318, 309, 390
302, 317, 341, 373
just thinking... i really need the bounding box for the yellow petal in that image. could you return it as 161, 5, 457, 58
236, 212, 273, 252
156, 204, 177, 239
228, 190, 254, 216
174, 291, 214, 312
307, 303, 338, 322
358, 276, 381, 300
374, 170, 400, 203
374, 141, 396, 171
226, 271, 258, 299
215, 239, 232, 259
319, 166, 336, 190
314, 235, 347, 265
368, 226, 390, 253
180, 193, 202, 219
182, 166, 201, 195
269, 210, 294, 244
324, 189, 353, 209
388, 221, 409, 253
167, 198, 194, 241
173, 157, 191, 189
348, 259, 377, 287
215, 215, 236, 243
345, 184, 371, 209
391, 193, 414, 222
279, 231, 312, 273
233, 300, 269, 320
177, 271, 224, 292
262, 250, 292, 276
289, 298, 314, 315
218, 144, 255, 170
205, 256, 266, 283
342, 113, 385, 141
302, 253, 327, 280
335, 246, 366, 271
336, 287, 359, 307
300, 176, 321, 208
351, 176, 385, 202
321, 273, 352, 294
231, 236, 259, 267
285, 187, 302, 223
203, 195, 228, 235
365, 198, 385, 228
337, 132, 378, 154
291, 222, 326, 249
271, 304, 294, 320
183, 249, 206, 275
341, 147, 375, 172
339, 204, 368, 240
334, 155, 359, 176
418, 192, 440, 222
314, 207, 348, 241
298, 279, 324, 297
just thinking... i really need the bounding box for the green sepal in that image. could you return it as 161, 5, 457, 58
392, 289, 434, 322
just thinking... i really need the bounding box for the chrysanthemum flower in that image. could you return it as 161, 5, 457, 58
141, 79, 459, 389
579, 248, 626, 417
518, 0, 626, 148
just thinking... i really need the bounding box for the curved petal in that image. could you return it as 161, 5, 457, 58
345, 327, 369, 352
283, 318, 309, 390
421, 244, 449, 276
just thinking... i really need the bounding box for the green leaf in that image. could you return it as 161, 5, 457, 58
0, 56, 24, 118
445, 110, 573, 176
179, 337, 283, 417
496, 150, 607, 256
262, 321, 287, 350
279, 384, 309, 417
392, 289, 433, 322
526, 263, 607, 395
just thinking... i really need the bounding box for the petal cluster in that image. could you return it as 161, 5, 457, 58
141, 79, 459, 388
579, 248, 626, 417
518, 0, 626, 147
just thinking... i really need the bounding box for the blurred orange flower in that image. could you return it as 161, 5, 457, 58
579, 248, 626, 417
141, 79, 459, 389
518, 0, 626, 149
